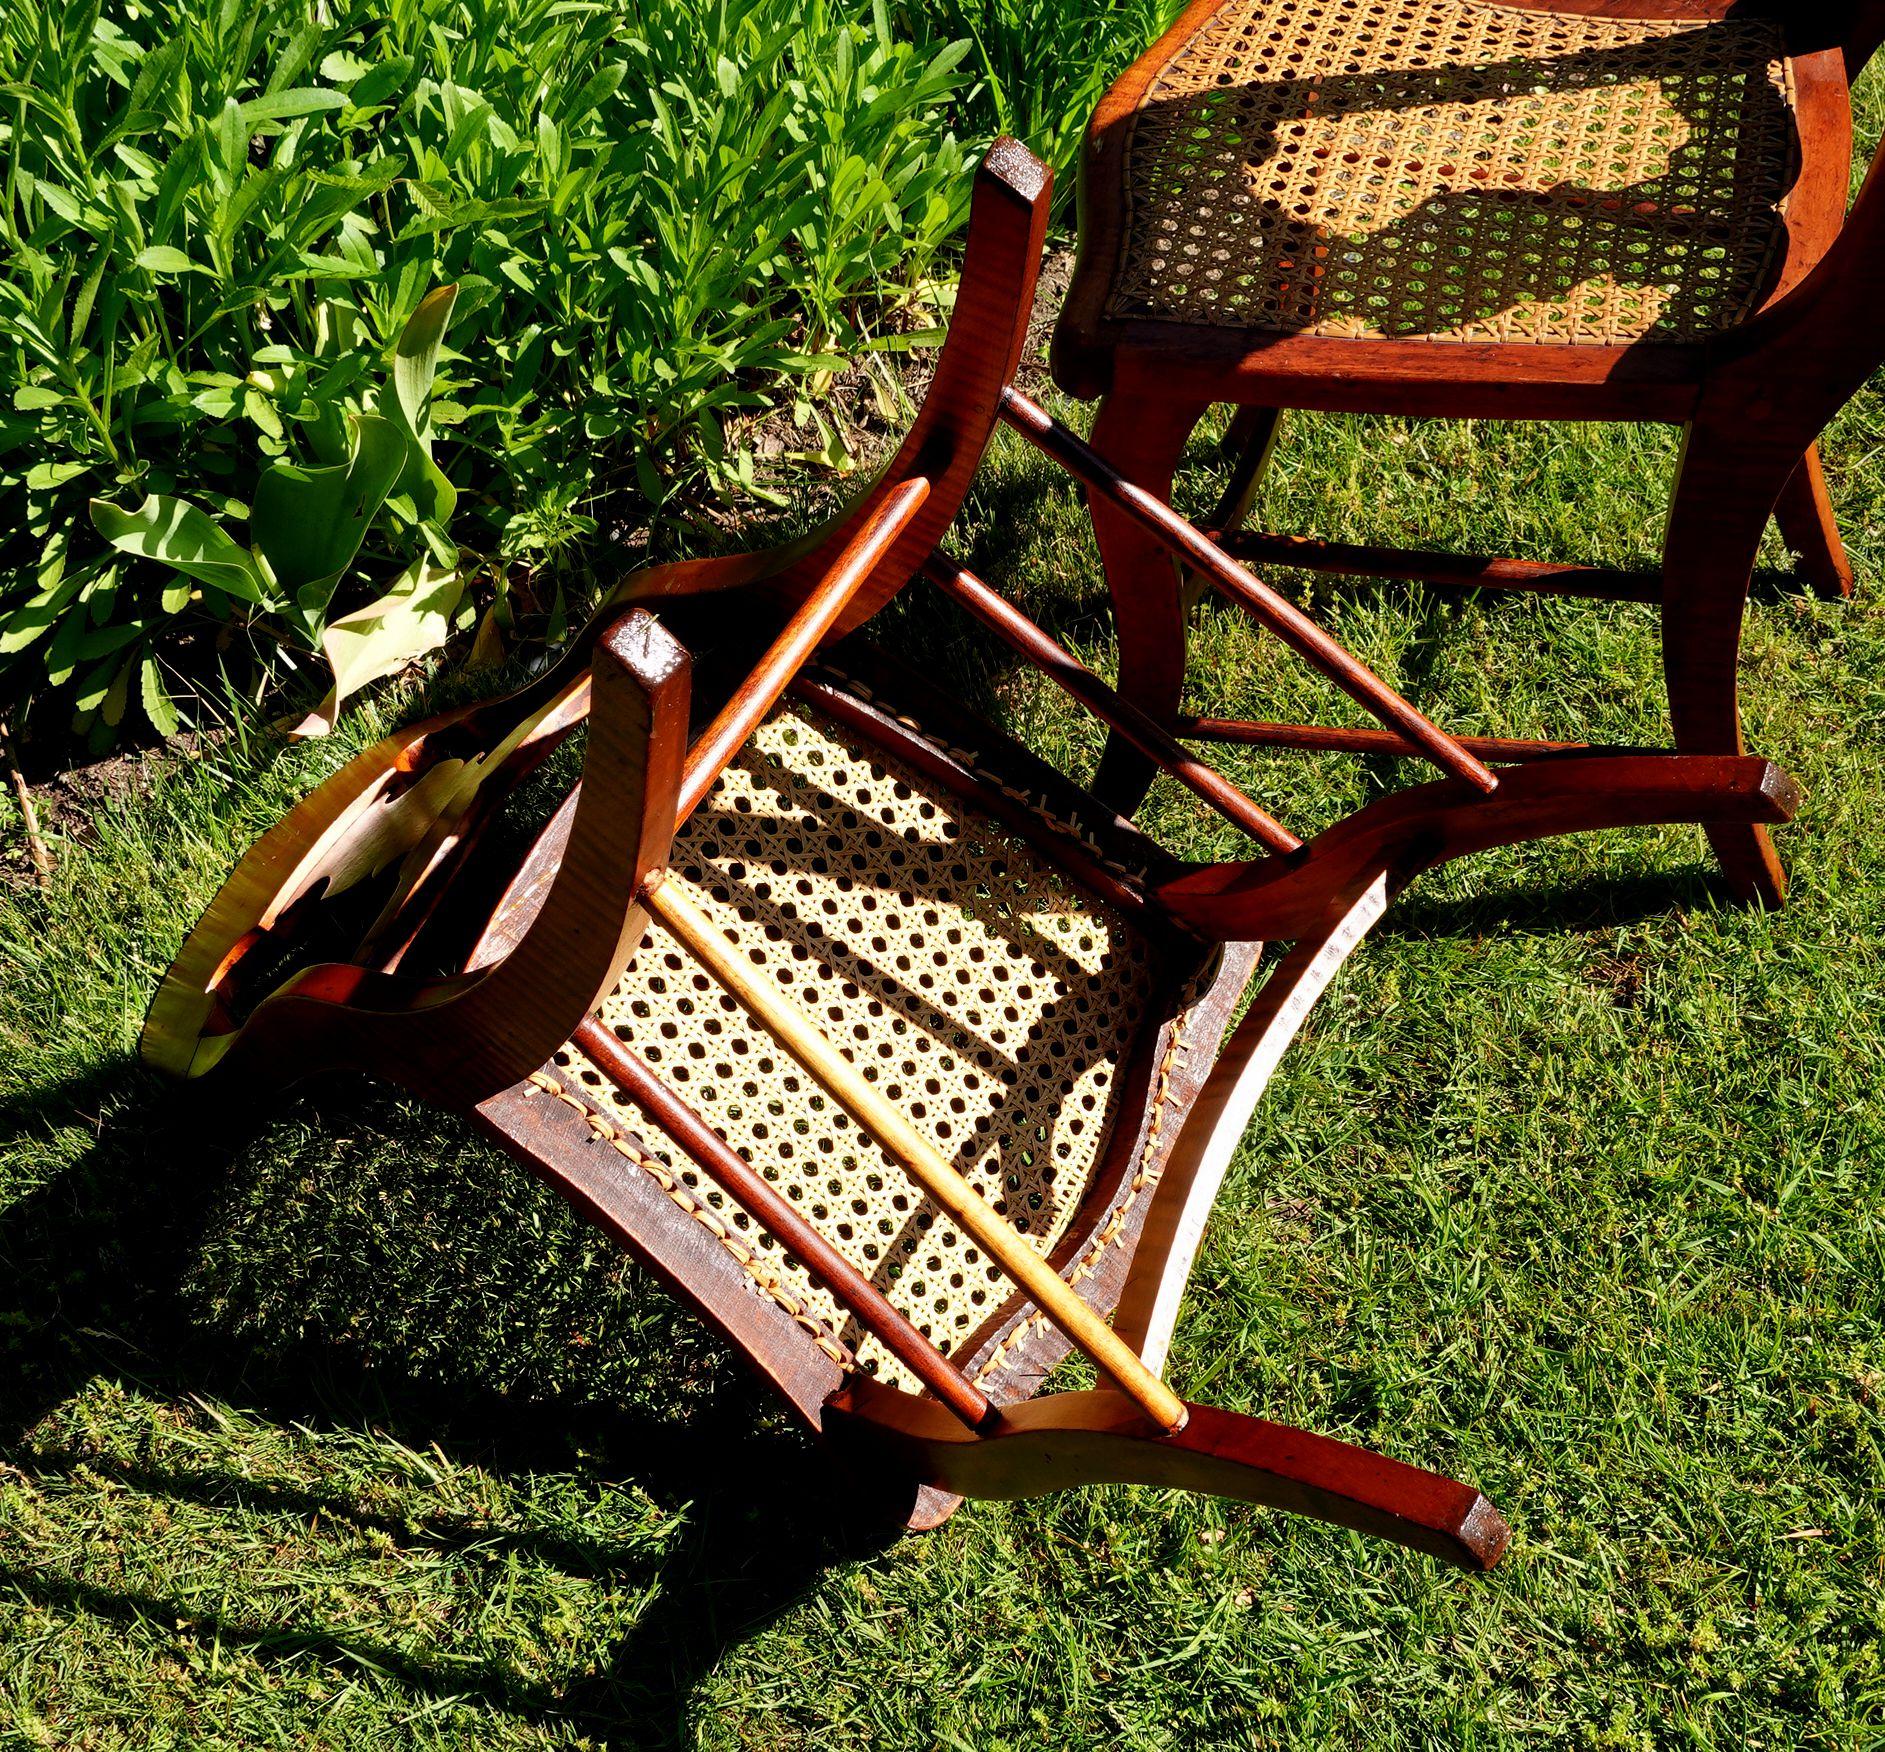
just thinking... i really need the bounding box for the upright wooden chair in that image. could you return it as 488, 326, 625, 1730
142, 144, 1803, 1570
1054, 0, 1885, 908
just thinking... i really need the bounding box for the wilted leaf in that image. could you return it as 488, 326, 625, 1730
289, 556, 465, 737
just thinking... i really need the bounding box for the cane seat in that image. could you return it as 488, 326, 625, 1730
536, 687, 1164, 1389
1094, 0, 1800, 346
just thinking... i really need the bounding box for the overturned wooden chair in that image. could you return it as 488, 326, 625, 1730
141, 143, 1803, 1572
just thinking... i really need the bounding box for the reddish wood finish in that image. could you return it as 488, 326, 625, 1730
191, 611, 692, 1107
998, 387, 1500, 793
1155, 752, 1801, 941
145, 139, 1817, 1572
571, 1016, 998, 1433
1054, 3, 1884, 903
1214, 531, 1662, 604
676, 476, 931, 821
1772, 445, 1856, 599
1175, 716, 1615, 763
920, 551, 1301, 854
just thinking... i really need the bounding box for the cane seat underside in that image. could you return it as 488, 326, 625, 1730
523, 691, 1198, 1394
1100, 0, 1800, 346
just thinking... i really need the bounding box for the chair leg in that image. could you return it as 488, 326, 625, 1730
1661, 426, 1793, 908
1086, 390, 1211, 815
1210, 405, 1285, 541
825, 1379, 1510, 1571
1772, 443, 1855, 599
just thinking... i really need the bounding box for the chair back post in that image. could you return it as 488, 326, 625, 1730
1705, 0, 1885, 453
1708, 128, 1885, 456
210, 612, 693, 1105
770, 139, 1052, 634
418, 611, 691, 1097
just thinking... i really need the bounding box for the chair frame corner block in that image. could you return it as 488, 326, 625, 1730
141, 140, 1807, 1575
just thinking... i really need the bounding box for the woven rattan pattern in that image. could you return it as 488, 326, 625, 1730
551, 702, 1157, 1391
1104, 0, 1797, 344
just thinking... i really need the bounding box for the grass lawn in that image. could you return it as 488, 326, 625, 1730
6, 179, 1885, 1752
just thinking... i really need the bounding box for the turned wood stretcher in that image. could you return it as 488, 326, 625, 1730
141, 143, 1803, 1572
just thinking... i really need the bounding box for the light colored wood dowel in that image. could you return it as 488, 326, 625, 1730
642, 870, 1188, 1434
676, 475, 931, 824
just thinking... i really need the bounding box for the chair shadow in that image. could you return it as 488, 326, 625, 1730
1376, 865, 1725, 942
1107, 28, 1801, 347
0, 1061, 913, 1748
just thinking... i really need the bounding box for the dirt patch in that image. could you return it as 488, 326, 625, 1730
1, 740, 190, 893
1586, 951, 1647, 1009
728, 244, 1076, 524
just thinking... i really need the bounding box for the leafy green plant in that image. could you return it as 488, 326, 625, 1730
86, 288, 467, 736
909, 0, 1187, 184
3, 0, 1181, 749
0, 0, 989, 744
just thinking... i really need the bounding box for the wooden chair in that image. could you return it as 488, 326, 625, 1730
140, 144, 1803, 1571
1054, 0, 1885, 908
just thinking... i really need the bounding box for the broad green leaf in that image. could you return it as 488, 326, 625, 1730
393, 443, 457, 528
379, 285, 461, 526
289, 557, 465, 738
392, 283, 458, 435
250, 412, 407, 617
0, 569, 87, 655
319, 49, 372, 84
141, 655, 180, 736
135, 245, 201, 275
237, 89, 348, 127
102, 654, 135, 728
89, 495, 267, 601
26, 461, 89, 491
348, 56, 412, 108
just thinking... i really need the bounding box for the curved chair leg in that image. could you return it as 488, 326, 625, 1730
1086, 389, 1211, 814
1154, 752, 1801, 941
1209, 405, 1285, 545
1113, 874, 1390, 1372
1662, 425, 1795, 908
1772, 443, 1855, 600
825, 1378, 1510, 1571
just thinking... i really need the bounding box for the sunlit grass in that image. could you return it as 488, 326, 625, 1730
4, 93, 1884, 1752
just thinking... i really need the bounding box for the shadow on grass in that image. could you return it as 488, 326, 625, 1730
0, 441, 1812, 1741
1378, 866, 1728, 942
0, 863, 1730, 1748
0, 1063, 911, 1748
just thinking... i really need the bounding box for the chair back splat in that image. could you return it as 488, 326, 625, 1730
142, 141, 1805, 1573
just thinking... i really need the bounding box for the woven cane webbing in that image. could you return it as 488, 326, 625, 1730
1104, 0, 1797, 345
543, 701, 1158, 1391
